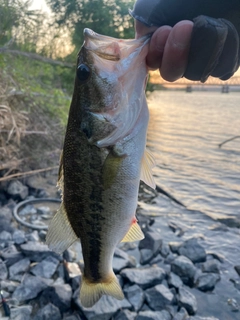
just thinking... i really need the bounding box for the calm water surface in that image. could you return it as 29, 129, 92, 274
141, 91, 240, 319
147, 91, 240, 220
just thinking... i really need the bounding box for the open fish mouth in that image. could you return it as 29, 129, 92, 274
83, 28, 151, 63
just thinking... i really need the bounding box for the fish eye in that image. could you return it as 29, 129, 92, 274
77, 63, 91, 82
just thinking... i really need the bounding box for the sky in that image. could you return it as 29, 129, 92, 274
30, 0, 49, 12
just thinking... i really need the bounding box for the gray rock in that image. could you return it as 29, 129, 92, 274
65, 262, 81, 282
148, 254, 163, 266
139, 230, 162, 264
30, 256, 59, 278
234, 265, 240, 276
113, 248, 136, 273
12, 274, 48, 301
202, 259, 220, 274
0, 206, 12, 223
160, 241, 170, 258
230, 278, 240, 291
165, 251, 178, 265
19, 204, 37, 216
136, 310, 171, 320
7, 180, 28, 200
0, 231, 12, 242
145, 284, 174, 310
114, 309, 137, 320
54, 277, 65, 285
81, 295, 122, 320
9, 258, 30, 280
20, 241, 60, 262
63, 316, 80, 320
178, 238, 206, 263
173, 307, 189, 320
10, 305, 33, 320
0, 279, 19, 293
37, 206, 51, 215
227, 298, 240, 312
120, 266, 165, 289
0, 205, 15, 234
169, 242, 182, 253
124, 284, 145, 311
196, 273, 220, 292
39, 230, 47, 241
168, 272, 183, 289
63, 248, 75, 262
140, 304, 151, 312
1, 289, 10, 299
120, 242, 137, 251
39, 284, 72, 313
119, 298, 132, 309
63, 316, 81, 320
12, 230, 26, 245
26, 230, 40, 242
178, 287, 197, 315
33, 303, 61, 320
171, 256, 196, 286
168, 221, 185, 236
189, 317, 219, 320
0, 245, 24, 267
0, 259, 8, 280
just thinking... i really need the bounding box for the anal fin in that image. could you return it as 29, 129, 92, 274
121, 219, 144, 242
46, 202, 78, 254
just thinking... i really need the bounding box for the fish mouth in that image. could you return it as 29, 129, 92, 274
83, 28, 150, 62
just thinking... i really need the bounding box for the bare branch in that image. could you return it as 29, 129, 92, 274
219, 135, 240, 148
0, 166, 58, 182
0, 48, 74, 68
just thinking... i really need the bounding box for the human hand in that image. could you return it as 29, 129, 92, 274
136, 20, 193, 82
132, 0, 240, 82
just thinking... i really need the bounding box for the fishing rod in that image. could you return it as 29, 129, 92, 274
0, 287, 11, 317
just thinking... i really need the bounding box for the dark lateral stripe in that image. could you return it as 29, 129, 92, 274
84, 232, 102, 281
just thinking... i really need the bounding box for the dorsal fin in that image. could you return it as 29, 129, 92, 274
140, 149, 156, 189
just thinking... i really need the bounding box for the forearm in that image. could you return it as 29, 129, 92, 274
130, 0, 240, 28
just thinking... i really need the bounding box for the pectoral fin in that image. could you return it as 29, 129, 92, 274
140, 149, 156, 189
121, 219, 144, 242
103, 148, 125, 190
46, 202, 78, 254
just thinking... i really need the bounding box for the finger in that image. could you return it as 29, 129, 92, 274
184, 16, 228, 82
146, 26, 172, 70
212, 19, 239, 80
160, 21, 193, 82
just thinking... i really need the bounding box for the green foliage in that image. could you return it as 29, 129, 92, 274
46, 0, 135, 53
0, 53, 72, 125
0, 0, 44, 51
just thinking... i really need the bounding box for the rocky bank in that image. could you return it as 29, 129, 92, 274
0, 174, 239, 320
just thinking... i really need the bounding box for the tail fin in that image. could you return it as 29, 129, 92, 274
80, 273, 124, 308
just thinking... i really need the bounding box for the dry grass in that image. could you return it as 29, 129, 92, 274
0, 73, 63, 179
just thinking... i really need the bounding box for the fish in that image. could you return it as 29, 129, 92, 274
46, 28, 156, 308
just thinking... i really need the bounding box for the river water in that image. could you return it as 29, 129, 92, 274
140, 90, 240, 319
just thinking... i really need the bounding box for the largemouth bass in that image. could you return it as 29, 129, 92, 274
46, 28, 155, 308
